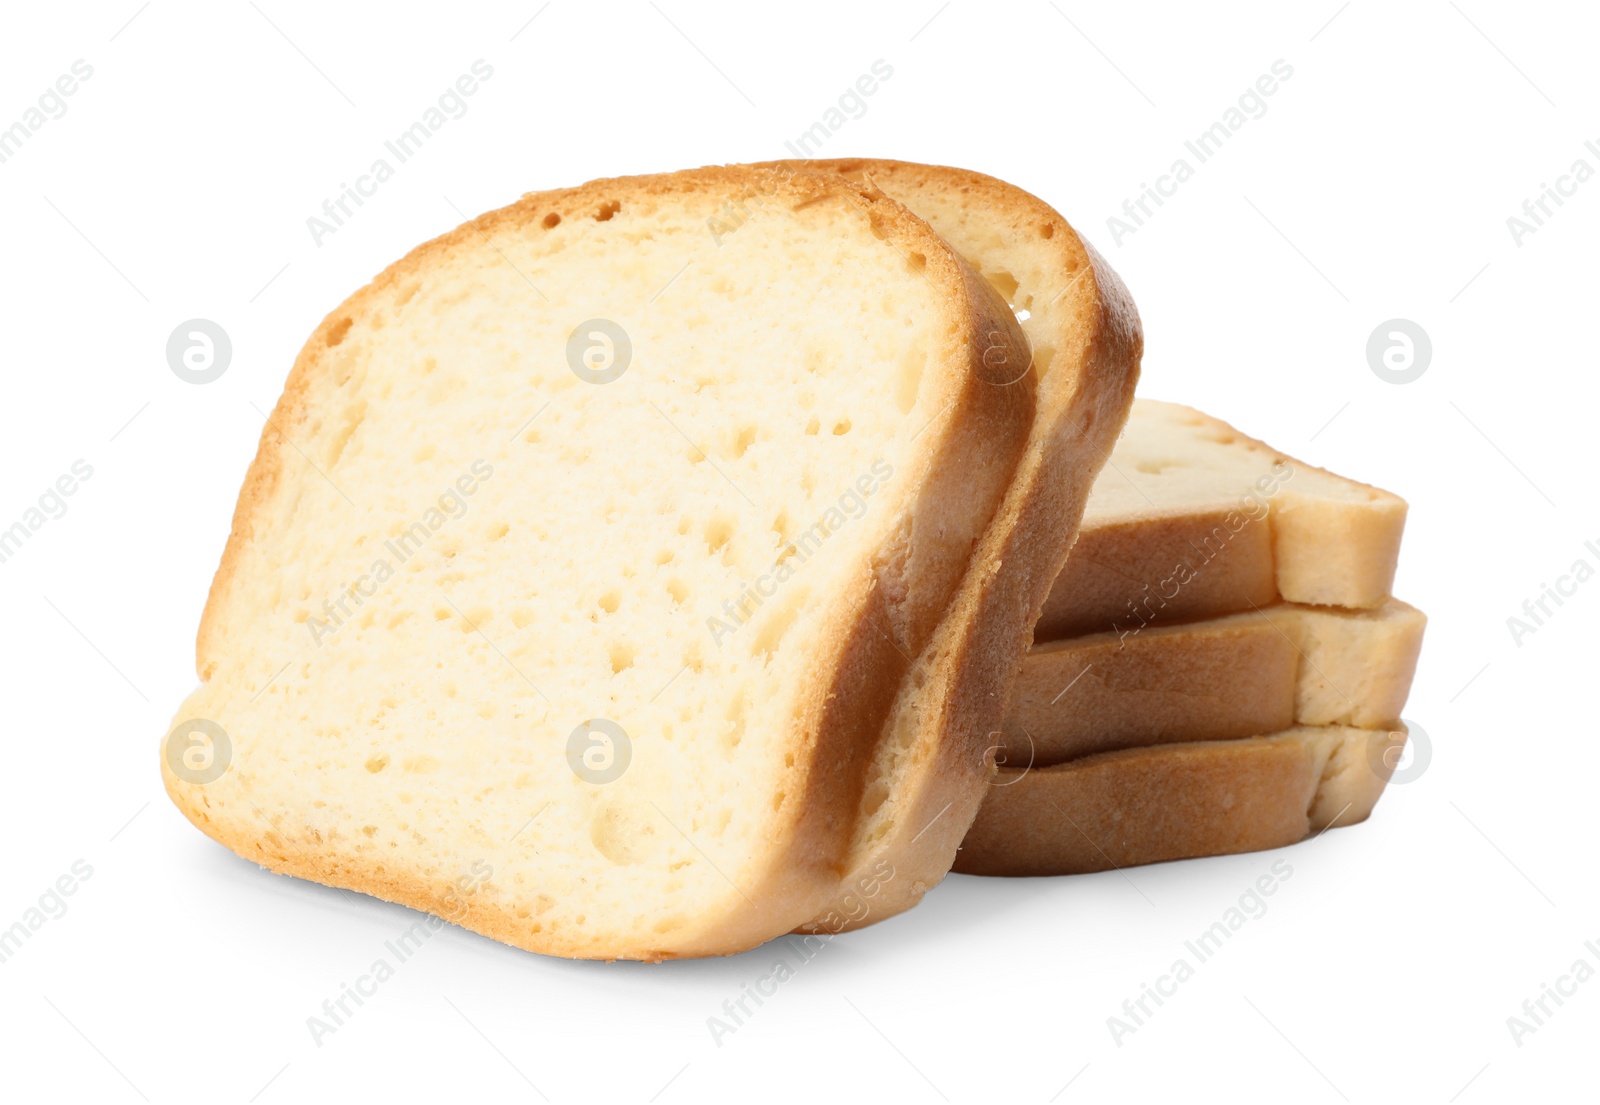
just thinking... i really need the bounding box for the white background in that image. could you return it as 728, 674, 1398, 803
0, 1, 1594, 1101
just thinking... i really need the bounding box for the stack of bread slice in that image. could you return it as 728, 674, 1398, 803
159, 159, 1419, 959
957, 399, 1425, 876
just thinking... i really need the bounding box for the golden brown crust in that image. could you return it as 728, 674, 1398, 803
1036, 402, 1408, 639
1000, 597, 1426, 764
1038, 508, 1278, 640
955, 723, 1406, 876
772, 160, 1143, 930
167, 164, 1036, 960
1004, 616, 1297, 762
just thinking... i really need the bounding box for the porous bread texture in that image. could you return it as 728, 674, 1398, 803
1037, 400, 1408, 640
773, 160, 1142, 932
1002, 597, 1426, 764
956, 722, 1406, 876
162, 166, 1036, 960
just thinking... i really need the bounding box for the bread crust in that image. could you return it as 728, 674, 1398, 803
771, 161, 1143, 931
164, 164, 1036, 960
1037, 400, 1408, 639
957, 393, 1421, 881
955, 723, 1406, 876
1002, 597, 1427, 763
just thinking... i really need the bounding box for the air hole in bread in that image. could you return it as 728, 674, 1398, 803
753, 586, 807, 660
666, 578, 689, 605
859, 779, 889, 820
703, 514, 734, 555
595, 201, 621, 222
366, 754, 390, 773
325, 317, 354, 347
598, 590, 620, 614
804, 416, 820, 435
907, 251, 926, 272
542, 212, 561, 229
609, 642, 635, 673
1040, 223, 1055, 239
723, 694, 747, 754
1135, 459, 1183, 475
896, 344, 925, 414
1032, 343, 1057, 381
832, 419, 852, 435
590, 801, 656, 865
985, 270, 1020, 303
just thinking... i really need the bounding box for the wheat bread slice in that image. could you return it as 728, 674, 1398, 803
770, 160, 1142, 932
957, 722, 1406, 876
160, 165, 1038, 960
1000, 597, 1425, 765
1036, 399, 1407, 640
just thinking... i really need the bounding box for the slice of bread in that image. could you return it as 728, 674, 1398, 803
1002, 597, 1426, 764
773, 161, 1142, 932
1036, 400, 1408, 640
161, 166, 1040, 960
956, 722, 1406, 876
